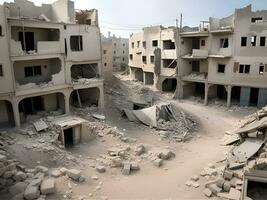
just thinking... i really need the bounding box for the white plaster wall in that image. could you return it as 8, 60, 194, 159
0, 5, 15, 93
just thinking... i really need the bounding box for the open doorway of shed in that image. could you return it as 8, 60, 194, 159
64, 128, 74, 147
162, 78, 177, 92
62, 125, 81, 148
70, 87, 100, 108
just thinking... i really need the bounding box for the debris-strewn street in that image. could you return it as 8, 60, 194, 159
0, 74, 257, 200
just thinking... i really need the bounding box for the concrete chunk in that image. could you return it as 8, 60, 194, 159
96, 165, 106, 173
40, 178, 56, 195
223, 181, 231, 192
122, 163, 131, 175
209, 184, 222, 195
13, 171, 27, 182
224, 170, 233, 180
130, 163, 140, 171
153, 158, 163, 167
67, 169, 81, 181
24, 185, 40, 200
51, 170, 61, 178
203, 188, 212, 197
9, 182, 28, 196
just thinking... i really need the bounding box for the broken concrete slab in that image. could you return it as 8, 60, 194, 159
217, 188, 241, 200
92, 114, 106, 120
208, 184, 222, 195
203, 188, 212, 197
122, 163, 131, 175
67, 169, 81, 181
40, 178, 56, 195
24, 185, 40, 200
33, 120, 49, 132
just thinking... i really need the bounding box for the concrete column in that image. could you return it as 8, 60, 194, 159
142, 72, 145, 85
64, 93, 70, 114
12, 99, 20, 128
204, 83, 209, 106
226, 85, 232, 109
98, 86, 105, 109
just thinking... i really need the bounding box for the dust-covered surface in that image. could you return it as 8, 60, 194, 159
0, 73, 258, 200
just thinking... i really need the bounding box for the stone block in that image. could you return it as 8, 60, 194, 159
203, 188, 212, 197
67, 169, 81, 181
153, 158, 163, 167
9, 182, 28, 196
40, 178, 56, 195
122, 163, 131, 175
24, 185, 40, 200
96, 165, 106, 173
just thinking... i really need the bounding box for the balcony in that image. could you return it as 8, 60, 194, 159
182, 72, 207, 83
161, 49, 176, 59
11, 40, 62, 57
209, 48, 232, 58
182, 49, 209, 60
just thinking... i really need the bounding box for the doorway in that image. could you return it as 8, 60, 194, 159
64, 128, 74, 147
250, 88, 259, 106
19, 32, 34, 51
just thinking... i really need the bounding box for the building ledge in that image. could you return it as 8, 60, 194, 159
182, 54, 208, 60
209, 54, 232, 58
182, 73, 207, 83
210, 28, 233, 35
180, 31, 209, 38
11, 53, 63, 61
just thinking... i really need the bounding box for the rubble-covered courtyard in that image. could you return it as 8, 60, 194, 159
0, 73, 259, 200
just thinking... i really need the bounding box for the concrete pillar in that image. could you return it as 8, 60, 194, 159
98, 86, 105, 109
204, 83, 209, 106
226, 85, 232, 109
64, 93, 70, 114
12, 99, 20, 128
142, 72, 145, 85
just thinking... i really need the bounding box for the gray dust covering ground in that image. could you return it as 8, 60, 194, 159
0, 74, 257, 200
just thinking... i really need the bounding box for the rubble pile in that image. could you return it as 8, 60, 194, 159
187, 106, 267, 200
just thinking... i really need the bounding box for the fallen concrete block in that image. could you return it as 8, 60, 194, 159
185, 181, 193, 187
13, 171, 27, 182
223, 181, 231, 192
217, 188, 241, 200
33, 120, 48, 132
203, 188, 212, 197
216, 177, 225, 188
192, 181, 200, 188
224, 170, 233, 180
59, 167, 68, 175
51, 170, 61, 178
24, 185, 40, 200
36, 166, 48, 175
191, 175, 199, 182
122, 163, 131, 175
9, 182, 28, 196
153, 158, 163, 167
40, 178, 56, 195
0, 154, 7, 162
78, 176, 85, 183
135, 145, 145, 156
209, 184, 222, 195
67, 169, 81, 181
130, 163, 140, 171
158, 149, 175, 160
96, 165, 106, 173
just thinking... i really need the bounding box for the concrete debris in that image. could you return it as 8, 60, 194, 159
203, 188, 212, 197
40, 178, 56, 195
92, 114, 106, 120
67, 169, 82, 181
9, 182, 28, 196
153, 158, 163, 167
122, 162, 131, 175
33, 120, 49, 132
24, 185, 40, 200
96, 165, 106, 173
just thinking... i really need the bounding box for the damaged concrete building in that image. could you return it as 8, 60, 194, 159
178, 5, 267, 108
129, 26, 178, 92
0, 0, 104, 128
102, 33, 129, 72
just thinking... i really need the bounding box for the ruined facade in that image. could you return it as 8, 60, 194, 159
129, 26, 177, 92
102, 39, 113, 78
178, 5, 267, 108
102, 33, 129, 71
0, 0, 104, 128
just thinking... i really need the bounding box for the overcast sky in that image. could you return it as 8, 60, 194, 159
1, 0, 267, 38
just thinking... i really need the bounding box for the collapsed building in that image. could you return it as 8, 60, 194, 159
0, 0, 104, 128
129, 5, 267, 108
129, 26, 178, 92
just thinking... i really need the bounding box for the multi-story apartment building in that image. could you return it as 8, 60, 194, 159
129, 26, 178, 92
129, 5, 267, 108
178, 5, 267, 108
102, 33, 129, 71
0, 0, 104, 128
102, 39, 113, 78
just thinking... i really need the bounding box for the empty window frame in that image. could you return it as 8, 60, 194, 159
163, 40, 175, 49
142, 41, 146, 48
114, 51, 116, 54
0, 65, 3, 76
239, 64, 250, 74
104, 63, 107, 67
123, 50, 125, 54
259, 65, 264, 75
152, 40, 158, 47
24, 66, 42, 77
123, 43, 125, 47
241, 37, 247, 47
251, 17, 263, 23
137, 41, 140, 48
103, 50, 107, 54
201, 39, 205, 46
150, 56, 155, 63
217, 64, 226, 73
251, 36, 257, 47
260, 37, 266, 47
122, 58, 125, 61
70, 35, 83, 51
131, 42, 134, 48
129, 54, 133, 60
220, 38, 229, 48
142, 56, 147, 64
114, 43, 117, 47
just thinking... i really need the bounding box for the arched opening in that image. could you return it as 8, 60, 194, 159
135, 68, 143, 82
70, 87, 100, 107
162, 78, 177, 92
19, 93, 65, 123
0, 100, 14, 128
